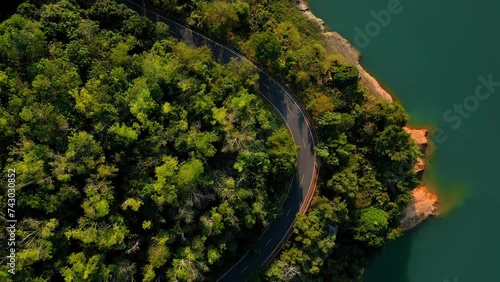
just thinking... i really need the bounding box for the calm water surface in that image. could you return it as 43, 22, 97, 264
309, 0, 500, 281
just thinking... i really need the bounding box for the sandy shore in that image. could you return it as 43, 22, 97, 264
296, 0, 393, 102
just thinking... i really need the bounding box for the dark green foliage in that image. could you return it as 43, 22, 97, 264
332, 65, 359, 88
0, 0, 25, 21
246, 32, 281, 67
0, 14, 47, 72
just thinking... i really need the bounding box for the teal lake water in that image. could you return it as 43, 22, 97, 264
309, 0, 500, 281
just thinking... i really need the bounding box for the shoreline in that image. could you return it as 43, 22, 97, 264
295, 0, 438, 229
296, 0, 393, 102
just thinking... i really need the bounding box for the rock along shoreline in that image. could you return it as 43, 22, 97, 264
296, 0, 393, 102
295, 0, 438, 230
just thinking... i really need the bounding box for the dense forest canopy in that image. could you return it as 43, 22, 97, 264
0, 0, 421, 281
0, 1, 298, 280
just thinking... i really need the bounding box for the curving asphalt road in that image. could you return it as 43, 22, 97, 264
117, 0, 319, 280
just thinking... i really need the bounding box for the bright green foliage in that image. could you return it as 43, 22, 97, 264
196, 1, 239, 38
176, 159, 204, 188
122, 197, 143, 211
267, 196, 347, 280
267, 128, 299, 181
109, 122, 140, 144
61, 253, 113, 282
0, 1, 297, 281
146, 236, 170, 269
153, 155, 179, 205
354, 207, 390, 247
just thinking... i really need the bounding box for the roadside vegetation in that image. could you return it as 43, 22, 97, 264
0, 0, 421, 281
